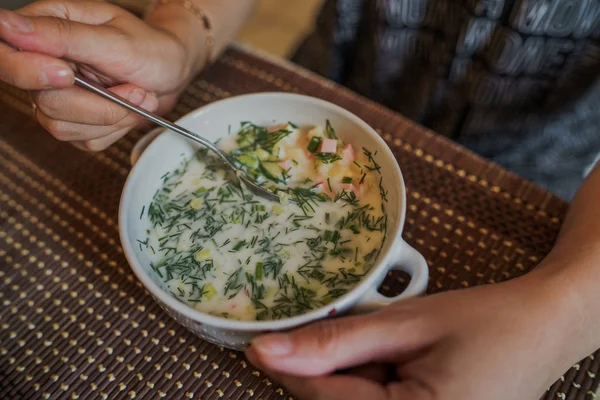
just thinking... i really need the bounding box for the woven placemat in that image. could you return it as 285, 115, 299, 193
0, 45, 598, 400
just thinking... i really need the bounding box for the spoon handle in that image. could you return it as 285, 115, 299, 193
73, 76, 226, 161
1, 38, 227, 162
2, 39, 284, 202
78, 76, 281, 202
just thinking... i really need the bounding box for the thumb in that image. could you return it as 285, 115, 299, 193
262, 374, 390, 400
246, 354, 433, 400
247, 312, 423, 376
0, 38, 73, 90
0, 7, 128, 67
261, 374, 433, 400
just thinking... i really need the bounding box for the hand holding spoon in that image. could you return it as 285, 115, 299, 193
0, 38, 282, 203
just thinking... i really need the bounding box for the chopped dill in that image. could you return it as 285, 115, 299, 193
315, 153, 342, 164
141, 120, 388, 321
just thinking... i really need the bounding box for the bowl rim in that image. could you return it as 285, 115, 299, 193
119, 92, 407, 331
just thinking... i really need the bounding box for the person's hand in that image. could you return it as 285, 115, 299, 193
0, 1, 204, 151
246, 269, 588, 400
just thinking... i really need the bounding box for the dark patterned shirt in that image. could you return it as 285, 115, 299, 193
292, 0, 600, 200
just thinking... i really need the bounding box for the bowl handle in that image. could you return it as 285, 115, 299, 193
354, 239, 429, 312
130, 128, 164, 166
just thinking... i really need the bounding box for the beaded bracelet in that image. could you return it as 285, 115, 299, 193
148, 0, 215, 71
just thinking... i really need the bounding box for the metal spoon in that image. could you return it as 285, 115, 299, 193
74, 76, 281, 203
0, 38, 281, 202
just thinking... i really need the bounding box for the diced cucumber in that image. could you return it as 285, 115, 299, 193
246, 169, 265, 184
237, 138, 253, 148
278, 191, 292, 205
307, 136, 322, 153
260, 162, 284, 182
236, 154, 260, 169
255, 148, 271, 160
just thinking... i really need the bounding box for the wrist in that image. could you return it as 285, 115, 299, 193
144, 3, 208, 87
517, 262, 600, 361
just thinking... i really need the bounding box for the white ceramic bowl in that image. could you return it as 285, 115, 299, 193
119, 93, 429, 350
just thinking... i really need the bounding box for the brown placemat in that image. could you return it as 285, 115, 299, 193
0, 45, 598, 400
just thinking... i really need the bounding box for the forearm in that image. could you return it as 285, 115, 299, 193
527, 164, 600, 360
144, 0, 257, 79
549, 165, 600, 265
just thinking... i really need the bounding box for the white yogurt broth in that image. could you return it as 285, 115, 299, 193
140, 121, 388, 321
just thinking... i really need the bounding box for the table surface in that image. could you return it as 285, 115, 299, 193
0, 45, 598, 400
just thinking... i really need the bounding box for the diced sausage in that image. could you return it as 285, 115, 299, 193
319, 138, 338, 153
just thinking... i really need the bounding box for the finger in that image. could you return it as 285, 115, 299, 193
247, 311, 430, 376
249, 350, 431, 400
17, 0, 127, 25
343, 363, 394, 384
386, 381, 435, 400
71, 125, 133, 152
273, 370, 433, 400
0, 40, 73, 89
0, 9, 131, 67
31, 83, 158, 126
246, 350, 386, 400
270, 372, 389, 400
35, 106, 133, 142
34, 86, 157, 142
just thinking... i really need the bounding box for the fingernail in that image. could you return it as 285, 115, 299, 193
128, 88, 146, 105
40, 65, 73, 88
251, 334, 293, 356
139, 92, 159, 111
0, 10, 34, 33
